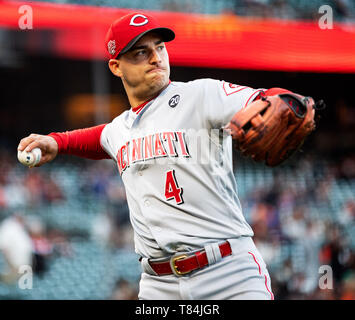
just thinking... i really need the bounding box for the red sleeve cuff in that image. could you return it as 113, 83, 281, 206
48, 132, 67, 153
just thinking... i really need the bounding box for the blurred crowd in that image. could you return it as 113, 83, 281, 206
241, 154, 355, 299
0, 150, 136, 298
227, 0, 355, 22
0, 148, 354, 299
165, 0, 355, 22
18, 0, 355, 22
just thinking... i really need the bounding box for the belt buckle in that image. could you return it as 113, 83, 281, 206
170, 253, 190, 276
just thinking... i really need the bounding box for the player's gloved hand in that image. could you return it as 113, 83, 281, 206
225, 92, 325, 166
17, 134, 58, 167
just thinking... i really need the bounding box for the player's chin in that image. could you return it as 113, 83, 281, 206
147, 73, 168, 88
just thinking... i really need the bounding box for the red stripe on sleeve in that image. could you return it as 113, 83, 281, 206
253, 87, 293, 102
48, 124, 111, 160
263, 87, 292, 96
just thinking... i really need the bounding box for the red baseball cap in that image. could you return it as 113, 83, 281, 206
105, 12, 175, 59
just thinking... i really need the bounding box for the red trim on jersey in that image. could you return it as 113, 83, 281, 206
48, 124, 110, 160
132, 80, 172, 114
243, 89, 264, 109
132, 100, 151, 115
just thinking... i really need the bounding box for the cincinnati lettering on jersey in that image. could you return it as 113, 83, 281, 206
116, 131, 190, 174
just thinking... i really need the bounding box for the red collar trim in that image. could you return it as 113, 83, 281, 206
131, 80, 171, 115
132, 99, 152, 115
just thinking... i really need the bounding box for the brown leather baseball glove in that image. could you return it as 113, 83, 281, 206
225, 93, 325, 166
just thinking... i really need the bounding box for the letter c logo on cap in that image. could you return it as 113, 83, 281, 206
130, 14, 149, 27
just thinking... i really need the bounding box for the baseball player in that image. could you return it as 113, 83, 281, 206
18, 12, 318, 300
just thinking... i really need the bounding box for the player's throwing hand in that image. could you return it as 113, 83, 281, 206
17, 134, 58, 167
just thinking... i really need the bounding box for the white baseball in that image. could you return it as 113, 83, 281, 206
17, 148, 42, 167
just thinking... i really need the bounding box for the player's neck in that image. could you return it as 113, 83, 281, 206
129, 95, 155, 111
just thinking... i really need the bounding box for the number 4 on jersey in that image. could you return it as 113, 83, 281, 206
165, 170, 184, 205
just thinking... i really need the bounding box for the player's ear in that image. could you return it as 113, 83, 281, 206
108, 59, 123, 78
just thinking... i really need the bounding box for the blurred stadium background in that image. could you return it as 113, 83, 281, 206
0, 0, 354, 300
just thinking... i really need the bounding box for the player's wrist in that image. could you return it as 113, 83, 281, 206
47, 132, 62, 154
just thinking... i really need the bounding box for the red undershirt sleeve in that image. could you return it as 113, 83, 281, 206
48, 124, 111, 160
254, 87, 293, 101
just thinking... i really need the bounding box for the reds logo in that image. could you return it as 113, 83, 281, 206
130, 14, 149, 27
107, 40, 116, 56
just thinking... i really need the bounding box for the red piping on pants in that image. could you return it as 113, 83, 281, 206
248, 251, 274, 300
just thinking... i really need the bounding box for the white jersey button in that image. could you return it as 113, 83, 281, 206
144, 200, 150, 207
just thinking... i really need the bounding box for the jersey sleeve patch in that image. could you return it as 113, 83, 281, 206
222, 81, 249, 96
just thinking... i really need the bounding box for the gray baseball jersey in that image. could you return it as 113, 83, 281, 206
100, 78, 264, 259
